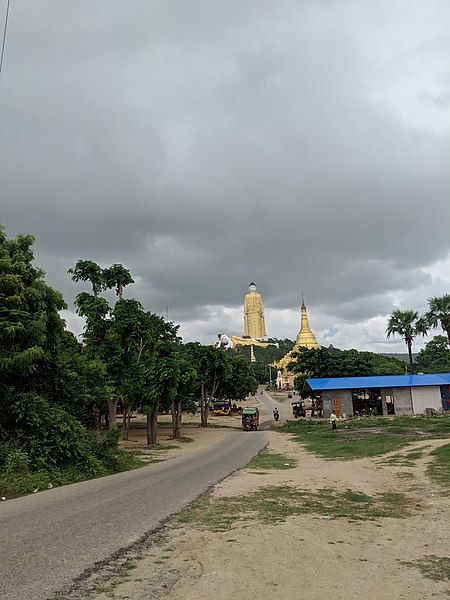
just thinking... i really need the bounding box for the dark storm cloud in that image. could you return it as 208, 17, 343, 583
1, 0, 449, 350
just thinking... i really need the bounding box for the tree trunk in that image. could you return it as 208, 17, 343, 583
107, 397, 119, 431
122, 411, 127, 440
171, 398, 182, 439
407, 341, 414, 372
146, 403, 159, 445
200, 384, 209, 427
126, 410, 132, 438
92, 404, 101, 430
122, 409, 132, 440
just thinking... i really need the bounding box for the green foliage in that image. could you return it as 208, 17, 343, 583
4, 448, 29, 474
2, 392, 104, 473
288, 346, 405, 396
0, 227, 145, 495
402, 555, 450, 584
102, 264, 134, 299
143, 336, 182, 412
0, 227, 66, 390
68, 260, 105, 296
177, 485, 410, 531
235, 339, 295, 383
415, 335, 450, 373
183, 343, 233, 426
427, 443, 450, 490
425, 294, 450, 344
279, 416, 450, 460
368, 352, 406, 375
386, 309, 428, 367
246, 450, 296, 470
222, 355, 258, 401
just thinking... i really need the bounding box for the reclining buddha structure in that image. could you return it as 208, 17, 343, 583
275, 294, 319, 389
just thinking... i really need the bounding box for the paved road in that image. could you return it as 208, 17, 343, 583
0, 429, 267, 600
258, 386, 293, 421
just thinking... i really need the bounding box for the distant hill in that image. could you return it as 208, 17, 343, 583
327, 345, 413, 363
379, 353, 414, 363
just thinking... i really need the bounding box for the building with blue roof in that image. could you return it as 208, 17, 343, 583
305, 373, 450, 418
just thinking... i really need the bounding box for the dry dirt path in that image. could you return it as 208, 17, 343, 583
86, 425, 450, 600
0, 404, 268, 600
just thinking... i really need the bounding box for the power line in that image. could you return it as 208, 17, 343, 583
0, 0, 11, 78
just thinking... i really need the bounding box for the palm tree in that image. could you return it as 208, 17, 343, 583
425, 294, 450, 345
386, 309, 428, 371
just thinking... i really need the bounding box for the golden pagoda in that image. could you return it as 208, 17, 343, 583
275, 294, 319, 389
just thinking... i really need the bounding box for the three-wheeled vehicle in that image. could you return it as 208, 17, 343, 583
242, 407, 259, 431
291, 400, 306, 418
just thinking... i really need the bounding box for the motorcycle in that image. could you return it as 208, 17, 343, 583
273, 410, 279, 421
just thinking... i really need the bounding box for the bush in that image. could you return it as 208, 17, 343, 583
4, 449, 29, 474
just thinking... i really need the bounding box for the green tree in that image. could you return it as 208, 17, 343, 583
68, 260, 105, 297
235, 338, 295, 379
222, 355, 258, 402
102, 264, 134, 300
184, 343, 232, 427
386, 309, 428, 370
415, 335, 450, 374
425, 294, 450, 345
142, 324, 182, 444
170, 358, 197, 440
70, 261, 137, 430
364, 352, 406, 376
288, 346, 406, 397
0, 226, 116, 477
44, 330, 112, 429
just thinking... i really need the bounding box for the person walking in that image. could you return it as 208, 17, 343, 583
330, 410, 338, 432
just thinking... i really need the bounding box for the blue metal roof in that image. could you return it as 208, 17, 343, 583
306, 373, 450, 391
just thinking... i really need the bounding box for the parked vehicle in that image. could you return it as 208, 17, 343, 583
212, 399, 231, 415
291, 401, 306, 418
242, 407, 259, 431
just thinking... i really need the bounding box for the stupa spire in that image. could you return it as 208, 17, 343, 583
295, 293, 319, 350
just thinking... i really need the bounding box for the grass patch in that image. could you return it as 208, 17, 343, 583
0, 452, 143, 499
178, 437, 194, 443
246, 450, 296, 470
279, 416, 450, 461
402, 555, 450, 583
427, 443, 450, 491
175, 485, 411, 531
378, 449, 425, 467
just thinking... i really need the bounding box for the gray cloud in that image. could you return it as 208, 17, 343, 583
1, 0, 449, 352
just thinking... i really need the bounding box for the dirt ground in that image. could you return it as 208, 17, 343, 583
90, 404, 450, 600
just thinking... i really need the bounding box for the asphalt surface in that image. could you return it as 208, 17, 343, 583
258, 387, 294, 421
0, 428, 268, 600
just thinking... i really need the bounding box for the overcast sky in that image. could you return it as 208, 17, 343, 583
1, 1, 449, 353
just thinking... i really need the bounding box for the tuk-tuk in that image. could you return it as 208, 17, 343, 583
291, 401, 306, 418
242, 407, 259, 431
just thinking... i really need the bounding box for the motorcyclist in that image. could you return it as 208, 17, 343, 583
273, 407, 279, 421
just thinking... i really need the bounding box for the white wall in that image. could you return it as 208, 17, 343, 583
411, 386, 442, 414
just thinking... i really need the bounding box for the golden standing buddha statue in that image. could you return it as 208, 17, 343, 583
243, 282, 266, 339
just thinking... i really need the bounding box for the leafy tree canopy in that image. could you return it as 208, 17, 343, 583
287, 346, 406, 397
425, 294, 450, 344
415, 335, 450, 374
0, 226, 124, 477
